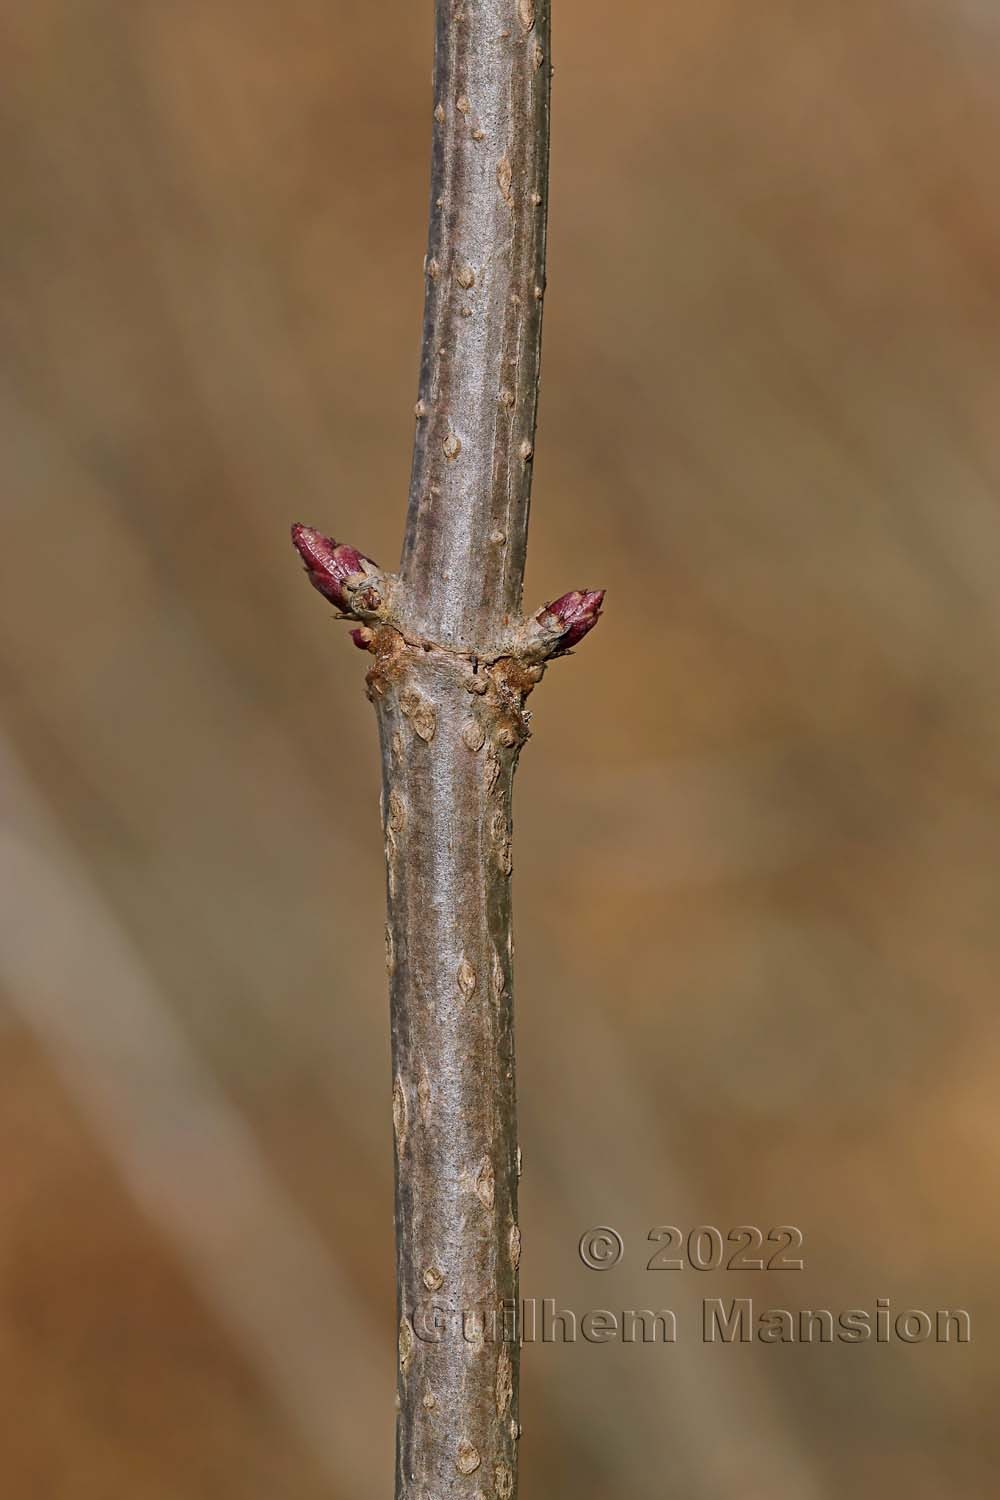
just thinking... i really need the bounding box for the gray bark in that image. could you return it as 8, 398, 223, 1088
374, 641, 530, 1497
293, 2, 602, 1492
402, 0, 551, 654
386, 8, 550, 1486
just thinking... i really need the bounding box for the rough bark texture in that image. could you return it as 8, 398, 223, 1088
374, 638, 531, 1498
387, 10, 551, 1489
293, 2, 602, 1494
402, 0, 552, 653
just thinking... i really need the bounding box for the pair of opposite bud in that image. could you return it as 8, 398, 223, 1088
291, 524, 603, 656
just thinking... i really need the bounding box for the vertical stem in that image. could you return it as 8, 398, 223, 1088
384, 8, 551, 1486
373, 639, 530, 1498
402, 0, 551, 652
292, 4, 603, 1495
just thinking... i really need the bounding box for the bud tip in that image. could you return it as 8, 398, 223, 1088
290, 523, 374, 612
537, 588, 605, 652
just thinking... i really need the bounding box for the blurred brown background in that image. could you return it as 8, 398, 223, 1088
1, 1, 997, 1495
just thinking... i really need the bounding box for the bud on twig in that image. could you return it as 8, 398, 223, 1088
291, 523, 385, 617
529, 588, 605, 657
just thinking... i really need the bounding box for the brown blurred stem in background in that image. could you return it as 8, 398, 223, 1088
293, 1, 602, 1492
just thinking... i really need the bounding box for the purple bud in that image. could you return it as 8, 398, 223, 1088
350, 626, 375, 651
291, 523, 376, 611
536, 589, 605, 652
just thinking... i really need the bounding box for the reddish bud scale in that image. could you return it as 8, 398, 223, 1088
291, 523, 375, 612
537, 589, 605, 652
